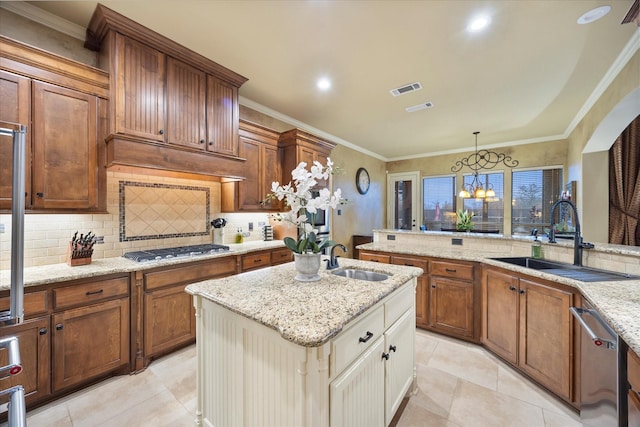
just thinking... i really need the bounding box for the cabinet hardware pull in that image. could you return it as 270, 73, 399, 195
518, 289, 526, 294
254, 259, 262, 263
208, 141, 214, 145
445, 268, 457, 273
199, 139, 205, 144
358, 331, 374, 343
509, 286, 517, 291
431, 285, 436, 288
55, 324, 63, 331
159, 129, 164, 135
389, 345, 397, 352
404, 263, 414, 266
36, 192, 43, 198
381, 352, 390, 361
39, 328, 47, 335
86, 289, 104, 296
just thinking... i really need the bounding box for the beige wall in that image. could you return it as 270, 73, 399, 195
386, 139, 568, 234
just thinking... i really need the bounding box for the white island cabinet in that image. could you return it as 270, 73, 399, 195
185, 258, 422, 427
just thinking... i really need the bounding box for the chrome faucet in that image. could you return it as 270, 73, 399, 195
548, 199, 594, 266
326, 244, 347, 270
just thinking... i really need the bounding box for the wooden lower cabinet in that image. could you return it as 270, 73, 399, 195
144, 285, 195, 358
429, 276, 474, 339
482, 267, 574, 402
52, 297, 129, 392
390, 255, 428, 329
0, 317, 51, 406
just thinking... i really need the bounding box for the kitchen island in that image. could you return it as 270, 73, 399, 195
185, 258, 423, 427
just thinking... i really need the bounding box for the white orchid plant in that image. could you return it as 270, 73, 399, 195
267, 158, 346, 254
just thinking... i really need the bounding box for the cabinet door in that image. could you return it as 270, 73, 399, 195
429, 276, 474, 339
384, 310, 415, 426
144, 284, 195, 358
330, 336, 385, 427
166, 57, 206, 149
518, 279, 572, 400
261, 143, 282, 210
482, 269, 519, 364
0, 317, 50, 406
114, 34, 165, 141
206, 75, 239, 156
415, 276, 428, 328
52, 298, 129, 392
237, 137, 261, 210
0, 70, 31, 210
31, 81, 98, 210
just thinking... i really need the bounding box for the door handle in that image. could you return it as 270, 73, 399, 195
569, 307, 617, 349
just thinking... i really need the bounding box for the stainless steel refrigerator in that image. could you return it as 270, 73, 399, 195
0, 122, 27, 426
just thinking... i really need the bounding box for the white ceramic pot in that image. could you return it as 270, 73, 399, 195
293, 252, 322, 282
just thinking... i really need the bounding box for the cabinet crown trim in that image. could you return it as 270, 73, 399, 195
85, 4, 248, 87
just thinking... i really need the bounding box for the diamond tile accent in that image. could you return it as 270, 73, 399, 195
119, 181, 210, 242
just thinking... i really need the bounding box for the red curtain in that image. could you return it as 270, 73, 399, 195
609, 115, 640, 246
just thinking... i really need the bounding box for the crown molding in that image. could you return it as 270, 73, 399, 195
0, 1, 86, 41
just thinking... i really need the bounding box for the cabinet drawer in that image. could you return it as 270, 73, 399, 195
53, 277, 129, 310
242, 252, 271, 271
0, 290, 49, 318
385, 284, 414, 328
629, 349, 640, 391
430, 259, 474, 280
271, 248, 293, 265
145, 256, 237, 290
360, 252, 390, 263
331, 305, 384, 377
391, 256, 428, 275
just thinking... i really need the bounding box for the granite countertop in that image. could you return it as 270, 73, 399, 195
185, 258, 423, 347
358, 240, 640, 356
0, 240, 287, 290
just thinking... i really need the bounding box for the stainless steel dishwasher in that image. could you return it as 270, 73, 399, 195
570, 298, 628, 427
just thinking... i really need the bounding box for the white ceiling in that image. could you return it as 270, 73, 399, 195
17, 1, 640, 160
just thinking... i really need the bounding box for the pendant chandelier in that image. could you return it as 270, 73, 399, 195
451, 131, 519, 199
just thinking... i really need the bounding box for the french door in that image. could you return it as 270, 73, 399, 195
387, 172, 420, 230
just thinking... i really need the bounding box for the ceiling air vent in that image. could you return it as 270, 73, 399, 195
390, 82, 422, 97
406, 102, 434, 113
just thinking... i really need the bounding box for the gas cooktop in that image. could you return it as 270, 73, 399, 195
123, 243, 230, 262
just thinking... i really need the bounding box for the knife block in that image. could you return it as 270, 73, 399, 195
66, 242, 93, 266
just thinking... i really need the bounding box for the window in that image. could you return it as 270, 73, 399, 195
422, 176, 457, 230
511, 168, 563, 235
462, 172, 504, 233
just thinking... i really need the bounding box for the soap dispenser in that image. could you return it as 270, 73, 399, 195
531, 228, 542, 259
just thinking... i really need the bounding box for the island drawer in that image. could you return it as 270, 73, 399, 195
0, 290, 49, 318
430, 259, 474, 281
385, 284, 414, 328
331, 305, 384, 376
53, 276, 129, 310
629, 349, 640, 391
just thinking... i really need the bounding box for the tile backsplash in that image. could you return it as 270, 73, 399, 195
0, 170, 272, 268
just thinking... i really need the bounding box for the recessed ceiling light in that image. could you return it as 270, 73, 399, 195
467, 15, 490, 33
316, 77, 331, 91
577, 5, 611, 24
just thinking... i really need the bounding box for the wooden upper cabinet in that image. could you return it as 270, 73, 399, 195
0, 70, 31, 210
278, 129, 336, 188
31, 81, 98, 210
221, 120, 281, 212
166, 57, 206, 148
113, 33, 165, 141
206, 75, 239, 156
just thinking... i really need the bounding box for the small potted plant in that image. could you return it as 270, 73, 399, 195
456, 209, 475, 232
267, 158, 346, 280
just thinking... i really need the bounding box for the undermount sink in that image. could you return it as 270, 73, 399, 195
332, 268, 390, 282
490, 257, 639, 282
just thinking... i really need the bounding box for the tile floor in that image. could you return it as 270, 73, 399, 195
18, 329, 585, 427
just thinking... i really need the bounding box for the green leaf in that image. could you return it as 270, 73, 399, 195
284, 237, 298, 252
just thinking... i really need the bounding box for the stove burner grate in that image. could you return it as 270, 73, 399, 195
123, 243, 230, 262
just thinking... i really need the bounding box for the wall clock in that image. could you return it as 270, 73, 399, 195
356, 167, 370, 195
